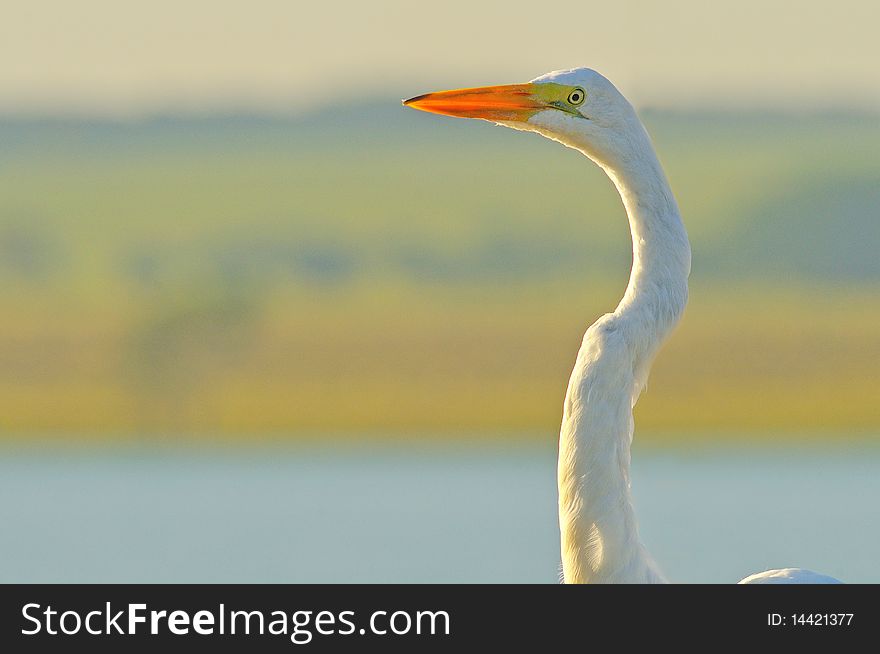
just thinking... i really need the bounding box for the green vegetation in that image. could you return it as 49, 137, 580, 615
0, 108, 877, 438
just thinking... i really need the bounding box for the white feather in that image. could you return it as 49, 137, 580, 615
496, 68, 838, 584
739, 568, 843, 584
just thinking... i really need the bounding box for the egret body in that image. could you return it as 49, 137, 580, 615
404, 68, 840, 584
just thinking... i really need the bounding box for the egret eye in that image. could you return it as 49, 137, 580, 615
567, 88, 585, 105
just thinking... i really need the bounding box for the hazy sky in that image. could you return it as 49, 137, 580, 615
3, 0, 878, 115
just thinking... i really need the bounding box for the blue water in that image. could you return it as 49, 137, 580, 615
0, 442, 877, 583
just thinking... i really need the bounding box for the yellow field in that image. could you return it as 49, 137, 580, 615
0, 282, 877, 438
0, 111, 877, 439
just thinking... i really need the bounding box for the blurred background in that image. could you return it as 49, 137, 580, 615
0, 0, 878, 582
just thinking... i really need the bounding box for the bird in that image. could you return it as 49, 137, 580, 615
403, 68, 841, 584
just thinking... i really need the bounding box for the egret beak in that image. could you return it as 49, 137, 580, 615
403, 83, 546, 122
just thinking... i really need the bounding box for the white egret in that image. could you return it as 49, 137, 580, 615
404, 68, 841, 584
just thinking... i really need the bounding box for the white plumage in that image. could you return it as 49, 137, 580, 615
739, 568, 843, 584
405, 67, 841, 584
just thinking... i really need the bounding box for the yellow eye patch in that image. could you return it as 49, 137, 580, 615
531, 83, 587, 115
532, 83, 584, 103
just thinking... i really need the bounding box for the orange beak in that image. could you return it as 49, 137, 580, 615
403, 83, 545, 122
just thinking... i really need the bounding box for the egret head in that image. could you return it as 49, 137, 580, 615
404, 68, 639, 167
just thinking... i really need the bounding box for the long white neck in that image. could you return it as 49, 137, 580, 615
557, 114, 691, 583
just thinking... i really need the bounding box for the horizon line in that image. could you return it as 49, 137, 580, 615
1, 101, 878, 123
